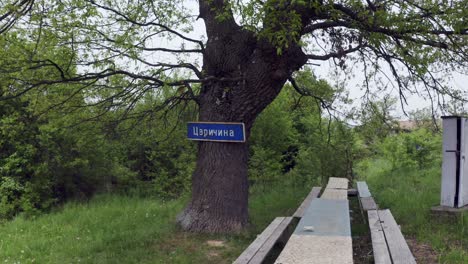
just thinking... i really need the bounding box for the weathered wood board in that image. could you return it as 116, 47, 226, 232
357, 181, 372, 198
293, 187, 322, 218
248, 217, 293, 264
360, 197, 378, 211
234, 217, 292, 264
325, 177, 349, 189
378, 210, 416, 264
367, 210, 392, 264
321, 188, 348, 200
274, 199, 353, 264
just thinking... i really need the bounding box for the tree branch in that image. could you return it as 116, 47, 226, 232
87, 0, 205, 51
0, 0, 34, 34
306, 43, 365, 60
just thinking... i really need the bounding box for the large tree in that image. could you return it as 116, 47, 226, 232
1, 0, 467, 232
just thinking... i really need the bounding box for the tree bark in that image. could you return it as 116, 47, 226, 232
177, 141, 250, 232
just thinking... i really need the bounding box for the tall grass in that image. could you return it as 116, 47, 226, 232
357, 158, 468, 263
0, 179, 310, 263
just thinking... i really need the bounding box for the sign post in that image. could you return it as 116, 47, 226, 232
187, 122, 246, 143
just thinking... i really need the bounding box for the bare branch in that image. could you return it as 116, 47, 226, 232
306, 43, 365, 60
287, 76, 331, 109
86, 0, 205, 51
136, 47, 203, 53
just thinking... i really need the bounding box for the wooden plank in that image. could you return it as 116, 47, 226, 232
249, 217, 293, 264
275, 199, 353, 264
293, 187, 321, 218
367, 210, 392, 264
321, 188, 348, 200
361, 197, 378, 211
325, 177, 349, 189
378, 210, 416, 264
233, 217, 284, 264
357, 181, 372, 198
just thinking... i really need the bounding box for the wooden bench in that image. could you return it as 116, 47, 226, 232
357, 181, 378, 211
234, 217, 294, 264
368, 210, 416, 264
234, 186, 321, 264
358, 181, 416, 264
274, 177, 353, 264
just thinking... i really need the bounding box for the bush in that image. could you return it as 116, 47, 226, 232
0, 177, 23, 219
249, 80, 356, 187
378, 129, 441, 169
249, 146, 283, 184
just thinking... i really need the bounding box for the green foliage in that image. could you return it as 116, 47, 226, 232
377, 128, 442, 169
0, 90, 129, 219
0, 177, 23, 220
112, 92, 197, 199
249, 86, 298, 183
0, 31, 197, 218
260, 1, 302, 54
0, 91, 56, 219
249, 68, 356, 186
248, 146, 284, 184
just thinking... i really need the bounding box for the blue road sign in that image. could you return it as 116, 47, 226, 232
187, 122, 246, 143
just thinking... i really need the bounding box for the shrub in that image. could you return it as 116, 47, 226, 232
378, 128, 442, 169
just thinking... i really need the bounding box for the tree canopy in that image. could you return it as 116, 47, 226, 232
1, 0, 466, 108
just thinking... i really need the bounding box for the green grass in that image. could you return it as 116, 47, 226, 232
357, 158, 468, 263
0, 180, 309, 263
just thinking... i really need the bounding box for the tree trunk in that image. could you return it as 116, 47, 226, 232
177, 141, 250, 232
176, 5, 308, 232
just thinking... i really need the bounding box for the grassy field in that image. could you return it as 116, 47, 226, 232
357, 158, 468, 263
0, 180, 309, 263
3, 158, 466, 263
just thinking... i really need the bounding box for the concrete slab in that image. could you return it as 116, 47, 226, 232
295, 198, 351, 237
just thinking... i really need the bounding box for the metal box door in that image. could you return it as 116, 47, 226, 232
441, 117, 458, 207
458, 118, 468, 207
